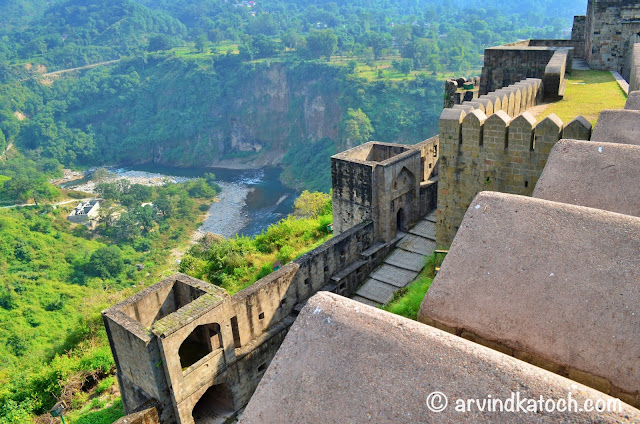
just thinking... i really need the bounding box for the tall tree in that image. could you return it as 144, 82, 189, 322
195, 34, 209, 53
342, 108, 373, 148
305, 29, 338, 61
365, 31, 392, 60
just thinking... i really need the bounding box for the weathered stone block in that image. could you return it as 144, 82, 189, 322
241, 292, 640, 423
624, 90, 640, 110
563, 115, 592, 140
591, 109, 640, 145
421, 192, 640, 403
534, 113, 563, 155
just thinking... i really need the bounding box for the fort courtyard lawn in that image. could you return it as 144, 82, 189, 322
537, 70, 628, 125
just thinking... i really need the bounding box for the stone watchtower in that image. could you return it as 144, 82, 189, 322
102, 274, 277, 424
331, 141, 438, 242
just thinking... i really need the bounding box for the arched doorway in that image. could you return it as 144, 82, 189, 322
179, 323, 222, 370
397, 208, 406, 232
192, 383, 235, 424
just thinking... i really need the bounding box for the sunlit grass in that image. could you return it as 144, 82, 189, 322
382, 254, 437, 320
170, 41, 240, 58
65, 397, 124, 424
167, 40, 481, 83
538, 70, 627, 125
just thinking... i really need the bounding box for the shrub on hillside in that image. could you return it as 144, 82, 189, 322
88, 246, 124, 279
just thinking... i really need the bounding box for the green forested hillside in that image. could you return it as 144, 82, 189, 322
0, 0, 586, 193
8, 56, 443, 191
0, 176, 219, 423
2, 0, 186, 70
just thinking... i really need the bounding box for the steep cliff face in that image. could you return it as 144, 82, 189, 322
62, 57, 441, 190
151, 62, 342, 168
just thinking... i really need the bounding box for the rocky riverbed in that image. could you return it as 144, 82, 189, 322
194, 181, 251, 239
70, 168, 192, 193
64, 166, 294, 240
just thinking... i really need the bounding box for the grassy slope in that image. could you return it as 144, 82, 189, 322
181, 212, 333, 295
0, 192, 213, 423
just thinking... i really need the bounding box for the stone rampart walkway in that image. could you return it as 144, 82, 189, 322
612, 71, 630, 94
352, 210, 436, 306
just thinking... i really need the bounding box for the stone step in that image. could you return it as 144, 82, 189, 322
369, 264, 419, 287
384, 249, 428, 273
592, 109, 640, 146
572, 58, 590, 71
408, 219, 436, 239
368, 274, 409, 289
355, 279, 398, 305
398, 234, 436, 256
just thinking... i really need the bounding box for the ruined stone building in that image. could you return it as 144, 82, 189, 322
331, 140, 438, 242
105, 138, 439, 424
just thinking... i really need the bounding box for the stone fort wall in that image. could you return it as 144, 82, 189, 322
104, 220, 398, 423
572, 16, 586, 43
479, 42, 573, 99
584, 0, 640, 74
103, 133, 445, 424
436, 109, 593, 248
624, 42, 640, 92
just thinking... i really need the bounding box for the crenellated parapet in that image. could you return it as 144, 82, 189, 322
458, 78, 543, 119
479, 41, 573, 100
436, 108, 593, 247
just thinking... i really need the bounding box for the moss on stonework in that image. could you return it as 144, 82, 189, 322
151, 293, 225, 337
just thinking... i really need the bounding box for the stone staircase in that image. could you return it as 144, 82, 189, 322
352, 211, 436, 307
572, 58, 590, 71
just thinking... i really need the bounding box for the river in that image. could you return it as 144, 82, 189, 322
64, 164, 298, 238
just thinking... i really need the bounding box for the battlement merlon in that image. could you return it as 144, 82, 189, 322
435, 106, 592, 248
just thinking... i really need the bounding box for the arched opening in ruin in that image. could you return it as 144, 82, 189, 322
397, 208, 406, 232
179, 323, 222, 370
392, 167, 416, 195
192, 383, 235, 424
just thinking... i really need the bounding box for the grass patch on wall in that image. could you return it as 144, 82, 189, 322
382, 254, 438, 320
538, 70, 628, 125
179, 191, 333, 295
